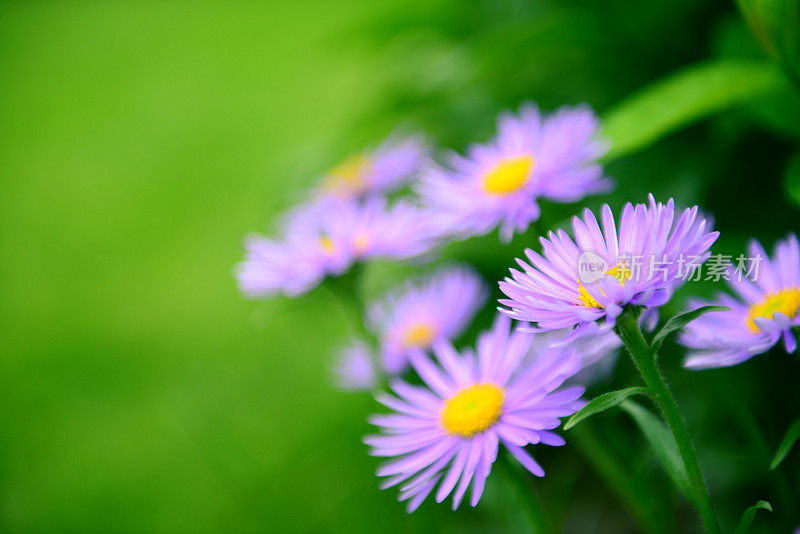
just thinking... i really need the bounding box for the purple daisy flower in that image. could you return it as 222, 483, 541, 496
365, 314, 585, 512
417, 103, 611, 242
499, 194, 719, 332
237, 233, 335, 298
332, 340, 377, 391
237, 196, 438, 298
320, 135, 428, 199
367, 266, 488, 374
681, 233, 800, 369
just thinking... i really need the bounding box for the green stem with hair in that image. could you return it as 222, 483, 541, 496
614, 306, 720, 534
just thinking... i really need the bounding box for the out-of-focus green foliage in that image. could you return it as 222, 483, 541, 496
602, 60, 785, 161
0, 0, 799, 532
770, 419, 800, 469
786, 152, 800, 206
736, 0, 800, 82
621, 402, 693, 502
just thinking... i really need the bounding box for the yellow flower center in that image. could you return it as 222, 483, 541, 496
577, 264, 631, 308
482, 155, 535, 195
352, 232, 369, 255
440, 383, 505, 437
402, 323, 436, 348
324, 154, 371, 195
318, 236, 336, 255
746, 287, 800, 332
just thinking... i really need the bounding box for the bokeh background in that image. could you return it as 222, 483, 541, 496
1, 0, 799, 532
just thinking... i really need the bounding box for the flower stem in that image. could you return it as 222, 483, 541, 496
614, 307, 720, 534
323, 266, 388, 388
324, 264, 372, 341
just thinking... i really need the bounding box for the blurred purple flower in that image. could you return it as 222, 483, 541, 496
332, 340, 377, 391
365, 314, 584, 512
417, 103, 611, 242
681, 233, 800, 369
528, 326, 622, 385
237, 196, 438, 297
499, 195, 718, 333
368, 266, 487, 374
320, 135, 429, 199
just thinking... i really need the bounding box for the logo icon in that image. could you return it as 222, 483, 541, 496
577, 251, 608, 283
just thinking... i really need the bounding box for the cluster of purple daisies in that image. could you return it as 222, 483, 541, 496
236, 103, 799, 512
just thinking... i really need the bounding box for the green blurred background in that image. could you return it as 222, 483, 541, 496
1, 1, 799, 532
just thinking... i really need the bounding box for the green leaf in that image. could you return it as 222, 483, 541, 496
785, 152, 800, 208
734, 500, 772, 534
770, 418, 800, 469
745, 89, 800, 139
620, 401, 693, 500
564, 387, 652, 430
737, 0, 800, 83
650, 306, 729, 355
602, 60, 785, 161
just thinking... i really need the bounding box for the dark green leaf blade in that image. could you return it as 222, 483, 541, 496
734, 500, 772, 534
785, 152, 800, 208
564, 387, 652, 430
602, 60, 784, 162
736, 0, 800, 83
620, 401, 693, 500
651, 306, 729, 354
770, 418, 800, 469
